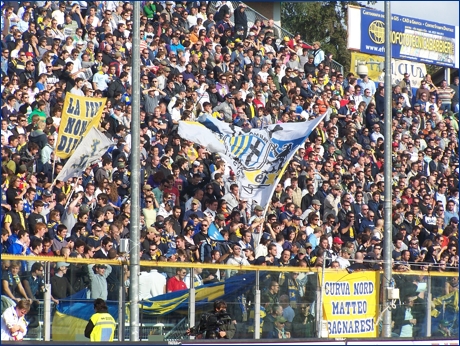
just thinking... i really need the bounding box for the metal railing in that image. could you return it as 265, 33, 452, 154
209, 1, 344, 74
164, 317, 189, 342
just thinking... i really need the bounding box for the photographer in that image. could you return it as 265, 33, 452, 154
188, 300, 236, 339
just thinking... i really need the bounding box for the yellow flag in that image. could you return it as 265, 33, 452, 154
56, 94, 107, 159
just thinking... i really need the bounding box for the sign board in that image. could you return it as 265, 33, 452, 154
348, 6, 459, 68
350, 52, 427, 86
320, 271, 380, 338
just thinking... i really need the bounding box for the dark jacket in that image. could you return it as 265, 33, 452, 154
233, 6, 248, 28
29, 130, 47, 150
292, 310, 315, 338
107, 78, 126, 99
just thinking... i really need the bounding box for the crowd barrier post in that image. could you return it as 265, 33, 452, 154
254, 269, 261, 339
189, 268, 196, 334
426, 274, 432, 337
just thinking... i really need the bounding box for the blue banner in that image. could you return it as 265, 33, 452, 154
357, 8, 457, 68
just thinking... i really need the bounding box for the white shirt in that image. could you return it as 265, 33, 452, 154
1, 306, 27, 341
92, 72, 110, 91
185, 273, 203, 288
138, 269, 166, 300
336, 256, 351, 269
51, 10, 65, 25
222, 192, 239, 210
254, 243, 268, 258
370, 131, 384, 142
187, 15, 197, 27
226, 255, 250, 278
70, 87, 84, 96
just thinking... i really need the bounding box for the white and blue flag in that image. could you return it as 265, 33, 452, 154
178, 114, 326, 207
56, 128, 113, 182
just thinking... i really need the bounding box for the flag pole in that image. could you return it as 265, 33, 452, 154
63, 182, 78, 209
49, 149, 57, 190
258, 154, 292, 247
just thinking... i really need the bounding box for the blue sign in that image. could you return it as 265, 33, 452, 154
359, 8, 457, 68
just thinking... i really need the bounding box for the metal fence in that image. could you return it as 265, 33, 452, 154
208, 1, 344, 74
164, 317, 189, 342
4, 254, 457, 342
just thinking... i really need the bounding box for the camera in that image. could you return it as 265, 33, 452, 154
189, 310, 232, 339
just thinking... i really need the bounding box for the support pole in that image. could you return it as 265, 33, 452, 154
426, 276, 432, 337
254, 270, 261, 339
118, 265, 125, 342
318, 254, 326, 338
43, 260, 51, 342
129, 1, 141, 342
382, 1, 393, 338
188, 268, 196, 333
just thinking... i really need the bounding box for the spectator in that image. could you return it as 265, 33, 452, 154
166, 267, 187, 293
88, 263, 112, 300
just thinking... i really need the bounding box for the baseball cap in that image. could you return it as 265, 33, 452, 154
332, 184, 342, 190
225, 93, 233, 99
333, 237, 344, 244
79, 204, 90, 214
254, 205, 263, 211
94, 264, 107, 269
254, 256, 267, 265
439, 320, 450, 327
56, 262, 70, 268
450, 217, 458, 223
342, 247, 352, 255
312, 199, 321, 206
275, 316, 287, 323
143, 184, 152, 191
298, 248, 307, 255
147, 226, 160, 235
42, 190, 52, 197
154, 221, 165, 229
192, 198, 200, 205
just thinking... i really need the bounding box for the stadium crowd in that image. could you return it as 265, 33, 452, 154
0, 0, 458, 339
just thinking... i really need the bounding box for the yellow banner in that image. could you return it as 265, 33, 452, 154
56, 94, 106, 159
351, 52, 426, 87
321, 270, 380, 338
351, 52, 384, 81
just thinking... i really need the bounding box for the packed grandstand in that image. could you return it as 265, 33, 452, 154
0, 0, 458, 341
